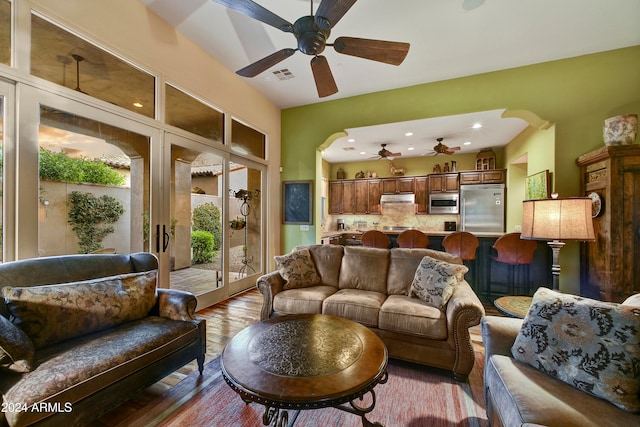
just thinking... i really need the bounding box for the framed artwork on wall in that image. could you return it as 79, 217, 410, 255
282, 180, 313, 225
525, 170, 551, 200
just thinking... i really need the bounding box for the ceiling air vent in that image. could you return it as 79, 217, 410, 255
272, 69, 295, 80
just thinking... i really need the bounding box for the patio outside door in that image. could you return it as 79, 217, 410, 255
166, 133, 264, 308
16, 85, 162, 264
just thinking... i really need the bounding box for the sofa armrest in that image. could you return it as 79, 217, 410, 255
156, 288, 199, 322
481, 315, 523, 358
446, 280, 485, 330
256, 270, 285, 320
444, 280, 485, 380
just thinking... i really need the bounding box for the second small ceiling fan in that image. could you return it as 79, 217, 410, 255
427, 138, 461, 156
213, 0, 410, 98
372, 143, 402, 160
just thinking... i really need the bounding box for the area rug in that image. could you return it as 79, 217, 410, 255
117, 352, 487, 427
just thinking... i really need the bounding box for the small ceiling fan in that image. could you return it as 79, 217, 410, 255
427, 138, 461, 156
372, 143, 402, 160
213, 0, 410, 98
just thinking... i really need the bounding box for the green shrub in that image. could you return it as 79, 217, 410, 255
39, 148, 125, 186
192, 203, 222, 251
67, 191, 124, 253
191, 230, 214, 264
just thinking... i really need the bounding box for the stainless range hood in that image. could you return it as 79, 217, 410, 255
380, 194, 415, 204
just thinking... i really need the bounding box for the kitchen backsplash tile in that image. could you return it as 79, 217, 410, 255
325, 204, 457, 232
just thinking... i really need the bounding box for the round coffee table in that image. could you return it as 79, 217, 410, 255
221, 314, 388, 427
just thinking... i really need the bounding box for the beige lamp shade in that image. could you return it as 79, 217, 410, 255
521, 197, 596, 241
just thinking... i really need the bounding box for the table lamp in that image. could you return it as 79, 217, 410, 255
520, 195, 595, 290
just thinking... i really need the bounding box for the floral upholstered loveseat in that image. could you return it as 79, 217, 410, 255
257, 244, 485, 381
0, 252, 206, 427
482, 287, 640, 426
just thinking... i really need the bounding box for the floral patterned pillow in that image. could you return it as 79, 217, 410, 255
3, 270, 158, 349
0, 314, 35, 373
512, 287, 640, 412
275, 248, 321, 290
409, 256, 468, 309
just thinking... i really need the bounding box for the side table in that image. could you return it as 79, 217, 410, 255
494, 296, 533, 318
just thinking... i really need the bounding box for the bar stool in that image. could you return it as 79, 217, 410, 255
442, 231, 479, 287
488, 232, 537, 299
397, 229, 429, 248
361, 230, 391, 248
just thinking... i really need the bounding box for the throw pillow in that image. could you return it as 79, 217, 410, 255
409, 255, 468, 309
0, 315, 35, 373
512, 287, 640, 413
275, 248, 321, 290
3, 270, 158, 349
622, 293, 640, 307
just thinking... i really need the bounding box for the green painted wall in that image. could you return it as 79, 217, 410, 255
504, 125, 556, 233
281, 46, 640, 294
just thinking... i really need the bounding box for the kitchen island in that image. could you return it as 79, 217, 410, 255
318, 228, 551, 303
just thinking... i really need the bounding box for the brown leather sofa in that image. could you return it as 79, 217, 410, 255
0, 253, 206, 427
257, 245, 485, 381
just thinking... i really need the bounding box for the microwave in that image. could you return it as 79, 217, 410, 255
429, 193, 459, 214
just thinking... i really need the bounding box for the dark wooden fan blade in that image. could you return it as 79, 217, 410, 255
310, 56, 338, 98
314, 0, 358, 29
213, 0, 293, 32
236, 48, 296, 77
333, 37, 409, 65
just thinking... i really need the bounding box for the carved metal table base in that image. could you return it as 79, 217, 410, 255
221, 314, 389, 427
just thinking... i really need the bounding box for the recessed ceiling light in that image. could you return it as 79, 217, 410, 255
408, 146, 415, 151
348, 138, 355, 143
405, 132, 413, 137
464, 141, 472, 145
472, 123, 482, 129
359, 151, 366, 155
133, 102, 143, 108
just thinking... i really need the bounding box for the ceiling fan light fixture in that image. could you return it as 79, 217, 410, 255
213, 0, 409, 97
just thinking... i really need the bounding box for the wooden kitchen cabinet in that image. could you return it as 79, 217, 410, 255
354, 179, 381, 214
382, 177, 414, 194
459, 169, 505, 185
414, 176, 428, 214
328, 180, 355, 214
429, 173, 459, 193
368, 179, 382, 214
576, 145, 640, 302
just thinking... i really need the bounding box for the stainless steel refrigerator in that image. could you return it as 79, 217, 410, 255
460, 184, 505, 233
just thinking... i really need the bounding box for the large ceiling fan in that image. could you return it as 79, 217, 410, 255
428, 138, 461, 156
213, 0, 410, 98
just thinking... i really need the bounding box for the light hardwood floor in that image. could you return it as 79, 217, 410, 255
93, 288, 499, 426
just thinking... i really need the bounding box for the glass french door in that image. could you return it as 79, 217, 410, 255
165, 133, 265, 307
227, 155, 264, 296
0, 78, 16, 263
9, 84, 266, 306
16, 85, 163, 264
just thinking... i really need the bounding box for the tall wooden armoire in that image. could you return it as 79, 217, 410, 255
576, 145, 640, 302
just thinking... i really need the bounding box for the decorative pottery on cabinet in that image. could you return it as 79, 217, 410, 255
603, 114, 638, 145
